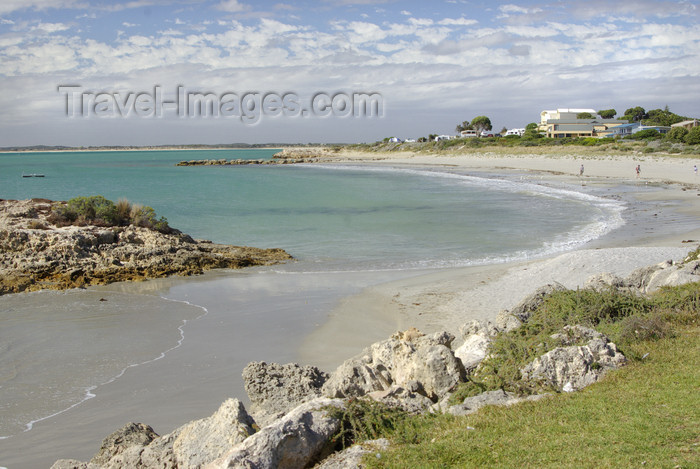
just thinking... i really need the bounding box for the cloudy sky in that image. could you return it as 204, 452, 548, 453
0, 0, 698, 146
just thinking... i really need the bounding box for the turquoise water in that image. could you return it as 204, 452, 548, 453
0, 149, 623, 270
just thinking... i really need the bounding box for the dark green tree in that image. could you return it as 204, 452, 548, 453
645, 107, 687, 127
665, 127, 688, 142
576, 112, 594, 119
632, 128, 661, 139
471, 116, 492, 133
598, 109, 617, 119
455, 121, 473, 133
623, 106, 647, 122
522, 122, 543, 139
685, 127, 700, 145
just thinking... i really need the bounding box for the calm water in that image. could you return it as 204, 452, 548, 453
0, 149, 625, 467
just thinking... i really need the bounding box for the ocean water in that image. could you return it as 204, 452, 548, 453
0, 149, 626, 467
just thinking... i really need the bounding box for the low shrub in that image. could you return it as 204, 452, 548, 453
48, 196, 171, 233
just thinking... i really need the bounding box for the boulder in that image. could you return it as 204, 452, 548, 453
242, 362, 328, 428
205, 397, 345, 469
366, 384, 434, 414
89, 422, 158, 466
314, 438, 390, 469
454, 320, 497, 371
444, 389, 548, 416
172, 398, 256, 468
322, 329, 464, 402
508, 283, 567, 323
520, 326, 626, 392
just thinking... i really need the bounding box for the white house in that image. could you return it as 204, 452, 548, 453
435, 134, 454, 141
505, 128, 525, 136
540, 108, 597, 125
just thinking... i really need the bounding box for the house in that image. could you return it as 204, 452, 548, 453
671, 119, 699, 130
540, 108, 597, 125
504, 128, 525, 136
435, 134, 454, 141
607, 123, 671, 137
538, 108, 627, 138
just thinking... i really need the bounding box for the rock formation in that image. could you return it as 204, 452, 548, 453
0, 199, 292, 294
242, 362, 329, 428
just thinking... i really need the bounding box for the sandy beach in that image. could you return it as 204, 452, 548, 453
299, 148, 700, 370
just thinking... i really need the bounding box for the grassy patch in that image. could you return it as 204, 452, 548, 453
366, 325, 700, 468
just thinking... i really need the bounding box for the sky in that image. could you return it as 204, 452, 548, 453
0, 0, 699, 146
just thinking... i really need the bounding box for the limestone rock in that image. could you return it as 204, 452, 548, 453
205, 397, 345, 469
314, 438, 389, 469
242, 362, 328, 428
50, 460, 94, 469
520, 326, 626, 392
366, 384, 434, 414
322, 329, 464, 402
508, 283, 567, 323
89, 422, 159, 466
173, 398, 256, 468
454, 320, 497, 371
444, 389, 548, 416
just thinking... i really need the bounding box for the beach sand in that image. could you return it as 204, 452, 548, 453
299, 149, 700, 370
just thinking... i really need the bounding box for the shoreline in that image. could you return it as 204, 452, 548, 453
298, 151, 700, 370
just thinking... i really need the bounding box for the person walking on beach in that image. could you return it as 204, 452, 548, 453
694, 165, 697, 176
579, 164, 584, 177
636, 164, 641, 178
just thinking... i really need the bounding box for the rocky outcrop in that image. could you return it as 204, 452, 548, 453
322, 328, 465, 402
176, 149, 341, 167
0, 199, 292, 294
520, 325, 627, 392
206, 398, 346, 469
454, 320, 499, 371
586, 259, 700, 294
242, 362, 329, 428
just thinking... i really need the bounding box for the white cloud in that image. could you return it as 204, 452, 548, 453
214, 0, 251, 13
438, 18, 478, 26
31, 22, 70, 33
0, 0, 87, 15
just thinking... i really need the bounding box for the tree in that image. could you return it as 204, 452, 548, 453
523, 122, 543, 139
598, 109, 617, 119
645, 107, 687, 127
665, 127, 688, 142
685, 127, 700, 145
500, 126, 508, 135
632, 128, 661, 139
428, 133, 438, 141
455, 121, 473, 133
577, 112, 594, 119
623, 106, 647, 122
470, 116, 492, 133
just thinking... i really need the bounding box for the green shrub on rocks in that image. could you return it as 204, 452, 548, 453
48, 196, 171, 233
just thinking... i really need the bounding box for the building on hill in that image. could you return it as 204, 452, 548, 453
671, 119, 699, 130
539, 108, 628, 138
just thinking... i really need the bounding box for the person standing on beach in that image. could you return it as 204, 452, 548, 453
636, 164, 641, 178
579, 164, 584, 177
694, 165, 697, 176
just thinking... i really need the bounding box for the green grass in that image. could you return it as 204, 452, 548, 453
366, 326, 699, 468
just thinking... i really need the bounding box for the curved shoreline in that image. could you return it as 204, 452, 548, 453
298, 151, 700, 370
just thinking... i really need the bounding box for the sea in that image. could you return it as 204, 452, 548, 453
0, 149, 627, 468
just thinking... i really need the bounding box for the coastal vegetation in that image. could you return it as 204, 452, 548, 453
326, 266, 700, 468
48, 195, 172, 233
